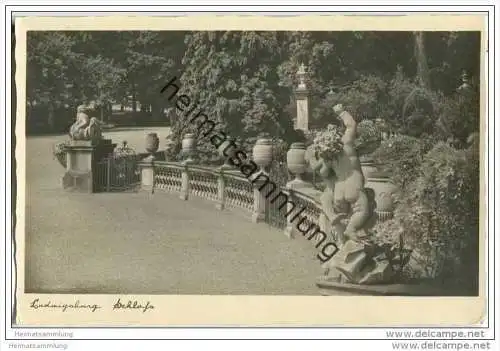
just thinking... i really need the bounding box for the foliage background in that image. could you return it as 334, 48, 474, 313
28, 31, 481, 292
27, 31, 480, 142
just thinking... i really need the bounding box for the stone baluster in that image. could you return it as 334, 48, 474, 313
216, 167, 226, 210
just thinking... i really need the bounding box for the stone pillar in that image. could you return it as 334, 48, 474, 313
295, 63, 309, 132
179, 163, 190, 201
283, 187, 297, 239
216, 167, 226, 210
251, 172, 269, 223
283, 180, 318, 239
139, 155, 155, 193
62, 139, 115, 193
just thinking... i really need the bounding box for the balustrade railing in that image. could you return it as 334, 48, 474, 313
224, 173, 254, 212
137, 135, 397, 240
138, 160, 324, 236
155, 162, 183, 192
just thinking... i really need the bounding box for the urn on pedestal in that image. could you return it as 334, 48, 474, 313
365, 176, 398, 222
287, 142, 309, 186
252, 138, 273, 170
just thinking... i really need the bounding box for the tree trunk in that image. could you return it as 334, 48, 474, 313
414, 31, 431, 89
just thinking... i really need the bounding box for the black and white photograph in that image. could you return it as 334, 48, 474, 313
10, 12, 491, 330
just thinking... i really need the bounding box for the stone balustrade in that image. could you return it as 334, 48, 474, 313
138, 135, 397, 237
139, 158, 323, 239
139, 160, 268, 220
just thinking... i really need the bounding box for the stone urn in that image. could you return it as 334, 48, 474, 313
365, 176, 398, 222
287, 142, 307, 183
182, 133, 196, 162
252, 138, 273, 169
145, 133, 160, 155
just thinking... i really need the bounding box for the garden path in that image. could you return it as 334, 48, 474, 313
24, 128, 338, 295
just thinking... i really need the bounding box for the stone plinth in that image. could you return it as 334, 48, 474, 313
316, 276, 455, 296
62, 139, 116, 193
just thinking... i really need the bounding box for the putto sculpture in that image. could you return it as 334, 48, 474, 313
69, 104, 102, 142
309, 104, 397, 285
310, 104, 372, 242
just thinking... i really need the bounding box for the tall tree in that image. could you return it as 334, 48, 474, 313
177, 31, 295, 159
413, 31, 431, 89
27, 32, 83, 130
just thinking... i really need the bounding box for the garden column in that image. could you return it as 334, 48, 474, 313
251, 173, 269, 223
295, 63, 309, 132
179, 163, 190, 201
216, 167, 226, 210
139, 155, 155, 194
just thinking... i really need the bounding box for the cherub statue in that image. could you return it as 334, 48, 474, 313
84, 117, 102, 141
308, 104, 386, 283
310, 104, 372, 241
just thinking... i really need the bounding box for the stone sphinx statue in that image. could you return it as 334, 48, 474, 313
307, 104, 395, 285
69, 105, 102, 142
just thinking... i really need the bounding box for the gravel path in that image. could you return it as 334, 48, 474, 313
24, 129, 325, 295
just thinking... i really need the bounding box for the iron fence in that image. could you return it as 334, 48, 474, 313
95, 141, 141, 192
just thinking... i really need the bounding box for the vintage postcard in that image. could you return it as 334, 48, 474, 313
13, 13, 488, 327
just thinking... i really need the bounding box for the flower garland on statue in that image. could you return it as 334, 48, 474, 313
311, 124, 344, 160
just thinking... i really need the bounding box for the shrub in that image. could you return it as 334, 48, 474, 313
413, 143, 479, 287
435, 89, 480, 148
371, 134, 432, 189
53, 141, 69, 168
312, 74, 390, 128
375, 141, 479, 292
354, 119, 387, 157
386, 67, 440, 137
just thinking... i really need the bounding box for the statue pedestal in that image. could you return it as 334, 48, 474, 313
316, 276, 453, 296
62, 139, 116, 193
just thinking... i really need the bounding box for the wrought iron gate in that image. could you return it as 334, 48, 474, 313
95, 141, 141, 192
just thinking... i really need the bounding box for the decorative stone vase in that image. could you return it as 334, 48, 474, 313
365, 176, 398, 222
252, 138, 273, 169
182, 133, 196, 162
145, 133, 160, 154
287, 142, 307, 182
